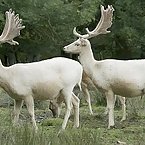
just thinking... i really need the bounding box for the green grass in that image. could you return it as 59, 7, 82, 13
0, 104, 145, 145
1, 86, 145, 145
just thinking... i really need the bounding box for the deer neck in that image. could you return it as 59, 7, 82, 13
0, 65, 10, 90
79, 45, 96, 76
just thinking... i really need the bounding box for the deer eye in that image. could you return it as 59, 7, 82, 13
75, 43, 80, 46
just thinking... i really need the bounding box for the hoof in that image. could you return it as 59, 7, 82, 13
120, 118, 126, 122
33, 126, 38, 133
57, 128, 64, 136
89, 112, 94, 115
73, 124, 79, 128
108, 125, 115, 129
116, 140, 126, 145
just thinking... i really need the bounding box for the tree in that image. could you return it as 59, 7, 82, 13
0, 0, 144, 63
0, 0, 103, 65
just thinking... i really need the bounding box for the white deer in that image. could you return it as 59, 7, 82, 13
49, 70, 126, 122
82, 71, 126, 121
0, 9, 83, 131
63, 5, 142, 128
0, 58, 83, 131
49, 71, 95, 117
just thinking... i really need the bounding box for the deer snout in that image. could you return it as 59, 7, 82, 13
63, 46, 67, 50
63, 46, 68, 52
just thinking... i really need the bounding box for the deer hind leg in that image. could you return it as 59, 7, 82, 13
13, 99, 23, 125
82, 83, 93, 115
24, 96, 38, 131
61, 88, 73, 130
72, 92, 80, 128
118, 96, 126, 122
56, 94, 64, 118
105, 90, 115, 129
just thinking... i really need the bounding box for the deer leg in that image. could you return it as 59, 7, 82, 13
24, 96, 38, 131
57, 103, 62, 118
82, 84, 93, 115
105, 90, 115, 129
118, 96, 126, 122
72, 92, 80, 128
104, 94, 116, 115
13, 99, 23, 125
61, 89, 73, 130
56, 94, 64, 117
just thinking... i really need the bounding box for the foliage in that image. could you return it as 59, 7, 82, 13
0, 0, 144, 63
0, 0, 102, 64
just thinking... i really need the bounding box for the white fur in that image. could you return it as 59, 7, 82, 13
50, 71, 126, 121
0, 57, 83, 130
104, 95, 126, 122
64, 38, 143, 128
82, 72, 126, 120
49, 71, 94, 117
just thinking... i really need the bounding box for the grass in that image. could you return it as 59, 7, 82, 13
0, 104, 145, 145
1, 88, 145, 145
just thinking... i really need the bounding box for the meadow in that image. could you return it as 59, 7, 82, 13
0, 89, 145, 145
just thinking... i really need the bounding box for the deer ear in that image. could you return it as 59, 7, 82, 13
80, 38, 87, 47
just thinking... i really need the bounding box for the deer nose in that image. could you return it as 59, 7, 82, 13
63, 46, 67, 51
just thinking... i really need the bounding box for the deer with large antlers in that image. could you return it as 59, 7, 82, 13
0, 9, 83, 132
0, 9, 25, 45
0, 57, 83, 131
63, 5, 145, 129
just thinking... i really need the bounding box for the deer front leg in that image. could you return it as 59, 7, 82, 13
104, 95, 116, 115
72, 92, 80, 128
61, 89, 73, 130
24, 96, 38, 131
105, 90, 115, 129
13, 99, 23, 125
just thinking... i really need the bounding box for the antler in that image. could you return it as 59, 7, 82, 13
0, 9, 25, 45
73, 5, 114, 39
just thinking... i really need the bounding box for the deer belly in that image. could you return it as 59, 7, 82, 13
112, 82, 144, 97
32, 83, 62, 100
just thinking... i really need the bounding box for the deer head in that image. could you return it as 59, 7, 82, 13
64, 5, 114, 54
64, 38, 91, 54
0, 9, 25, 45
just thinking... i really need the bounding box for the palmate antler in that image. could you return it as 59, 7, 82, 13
73, 5, 114, 39
0, 9, 25, 45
